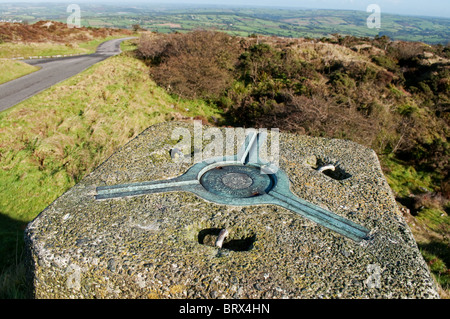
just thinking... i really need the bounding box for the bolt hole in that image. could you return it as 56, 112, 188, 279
315, 158, 351, 181
198, 228, 255, 252
222, 235, 256, 252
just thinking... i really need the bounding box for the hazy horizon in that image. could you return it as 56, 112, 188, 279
0, 0, 449, 19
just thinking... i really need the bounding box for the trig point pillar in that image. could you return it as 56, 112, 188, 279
25, 121, 439, 298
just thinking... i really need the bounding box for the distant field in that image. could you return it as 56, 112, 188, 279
82, 9, 450, 44
1, 3, 449, 44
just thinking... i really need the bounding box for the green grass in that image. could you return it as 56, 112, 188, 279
381, 154, 449, 297
2, 4, 450, 43
381, 155, 438, 198
0, 42, 84, 59
416, 207, 450, 234
0, 59, 39, 84
120, 38, 138, 52
419, 241, 450, 293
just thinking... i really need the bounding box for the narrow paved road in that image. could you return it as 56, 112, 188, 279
0, 37, 136, 112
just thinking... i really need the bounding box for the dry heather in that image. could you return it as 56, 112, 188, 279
0, 20, 132, 44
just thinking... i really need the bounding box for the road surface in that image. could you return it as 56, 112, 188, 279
0, 37, 136, 112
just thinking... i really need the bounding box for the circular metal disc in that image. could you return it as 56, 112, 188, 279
221, 173, 253, 189
199, 165, 274, 198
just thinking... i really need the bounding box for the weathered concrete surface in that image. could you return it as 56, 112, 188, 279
25, 121, 439, 298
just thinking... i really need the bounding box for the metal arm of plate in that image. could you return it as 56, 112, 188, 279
269, 190, 368, 242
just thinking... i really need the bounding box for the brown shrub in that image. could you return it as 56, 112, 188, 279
235, 92, 379, 146
138, 30, 242, 99
389, 41, 425, 62
137, 33, 170, 61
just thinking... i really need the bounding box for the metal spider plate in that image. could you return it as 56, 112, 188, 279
96, 131, 369, 242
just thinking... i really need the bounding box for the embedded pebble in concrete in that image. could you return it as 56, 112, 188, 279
24, 122, 440, 298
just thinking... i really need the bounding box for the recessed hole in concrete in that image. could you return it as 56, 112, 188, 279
315, 158, 351, 181
198, 228, 255, 252
222, 236, 256, 252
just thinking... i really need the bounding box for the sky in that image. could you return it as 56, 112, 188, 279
0, 0, 449, 19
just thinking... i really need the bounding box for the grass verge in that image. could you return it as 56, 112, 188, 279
0, 59, 39, 85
